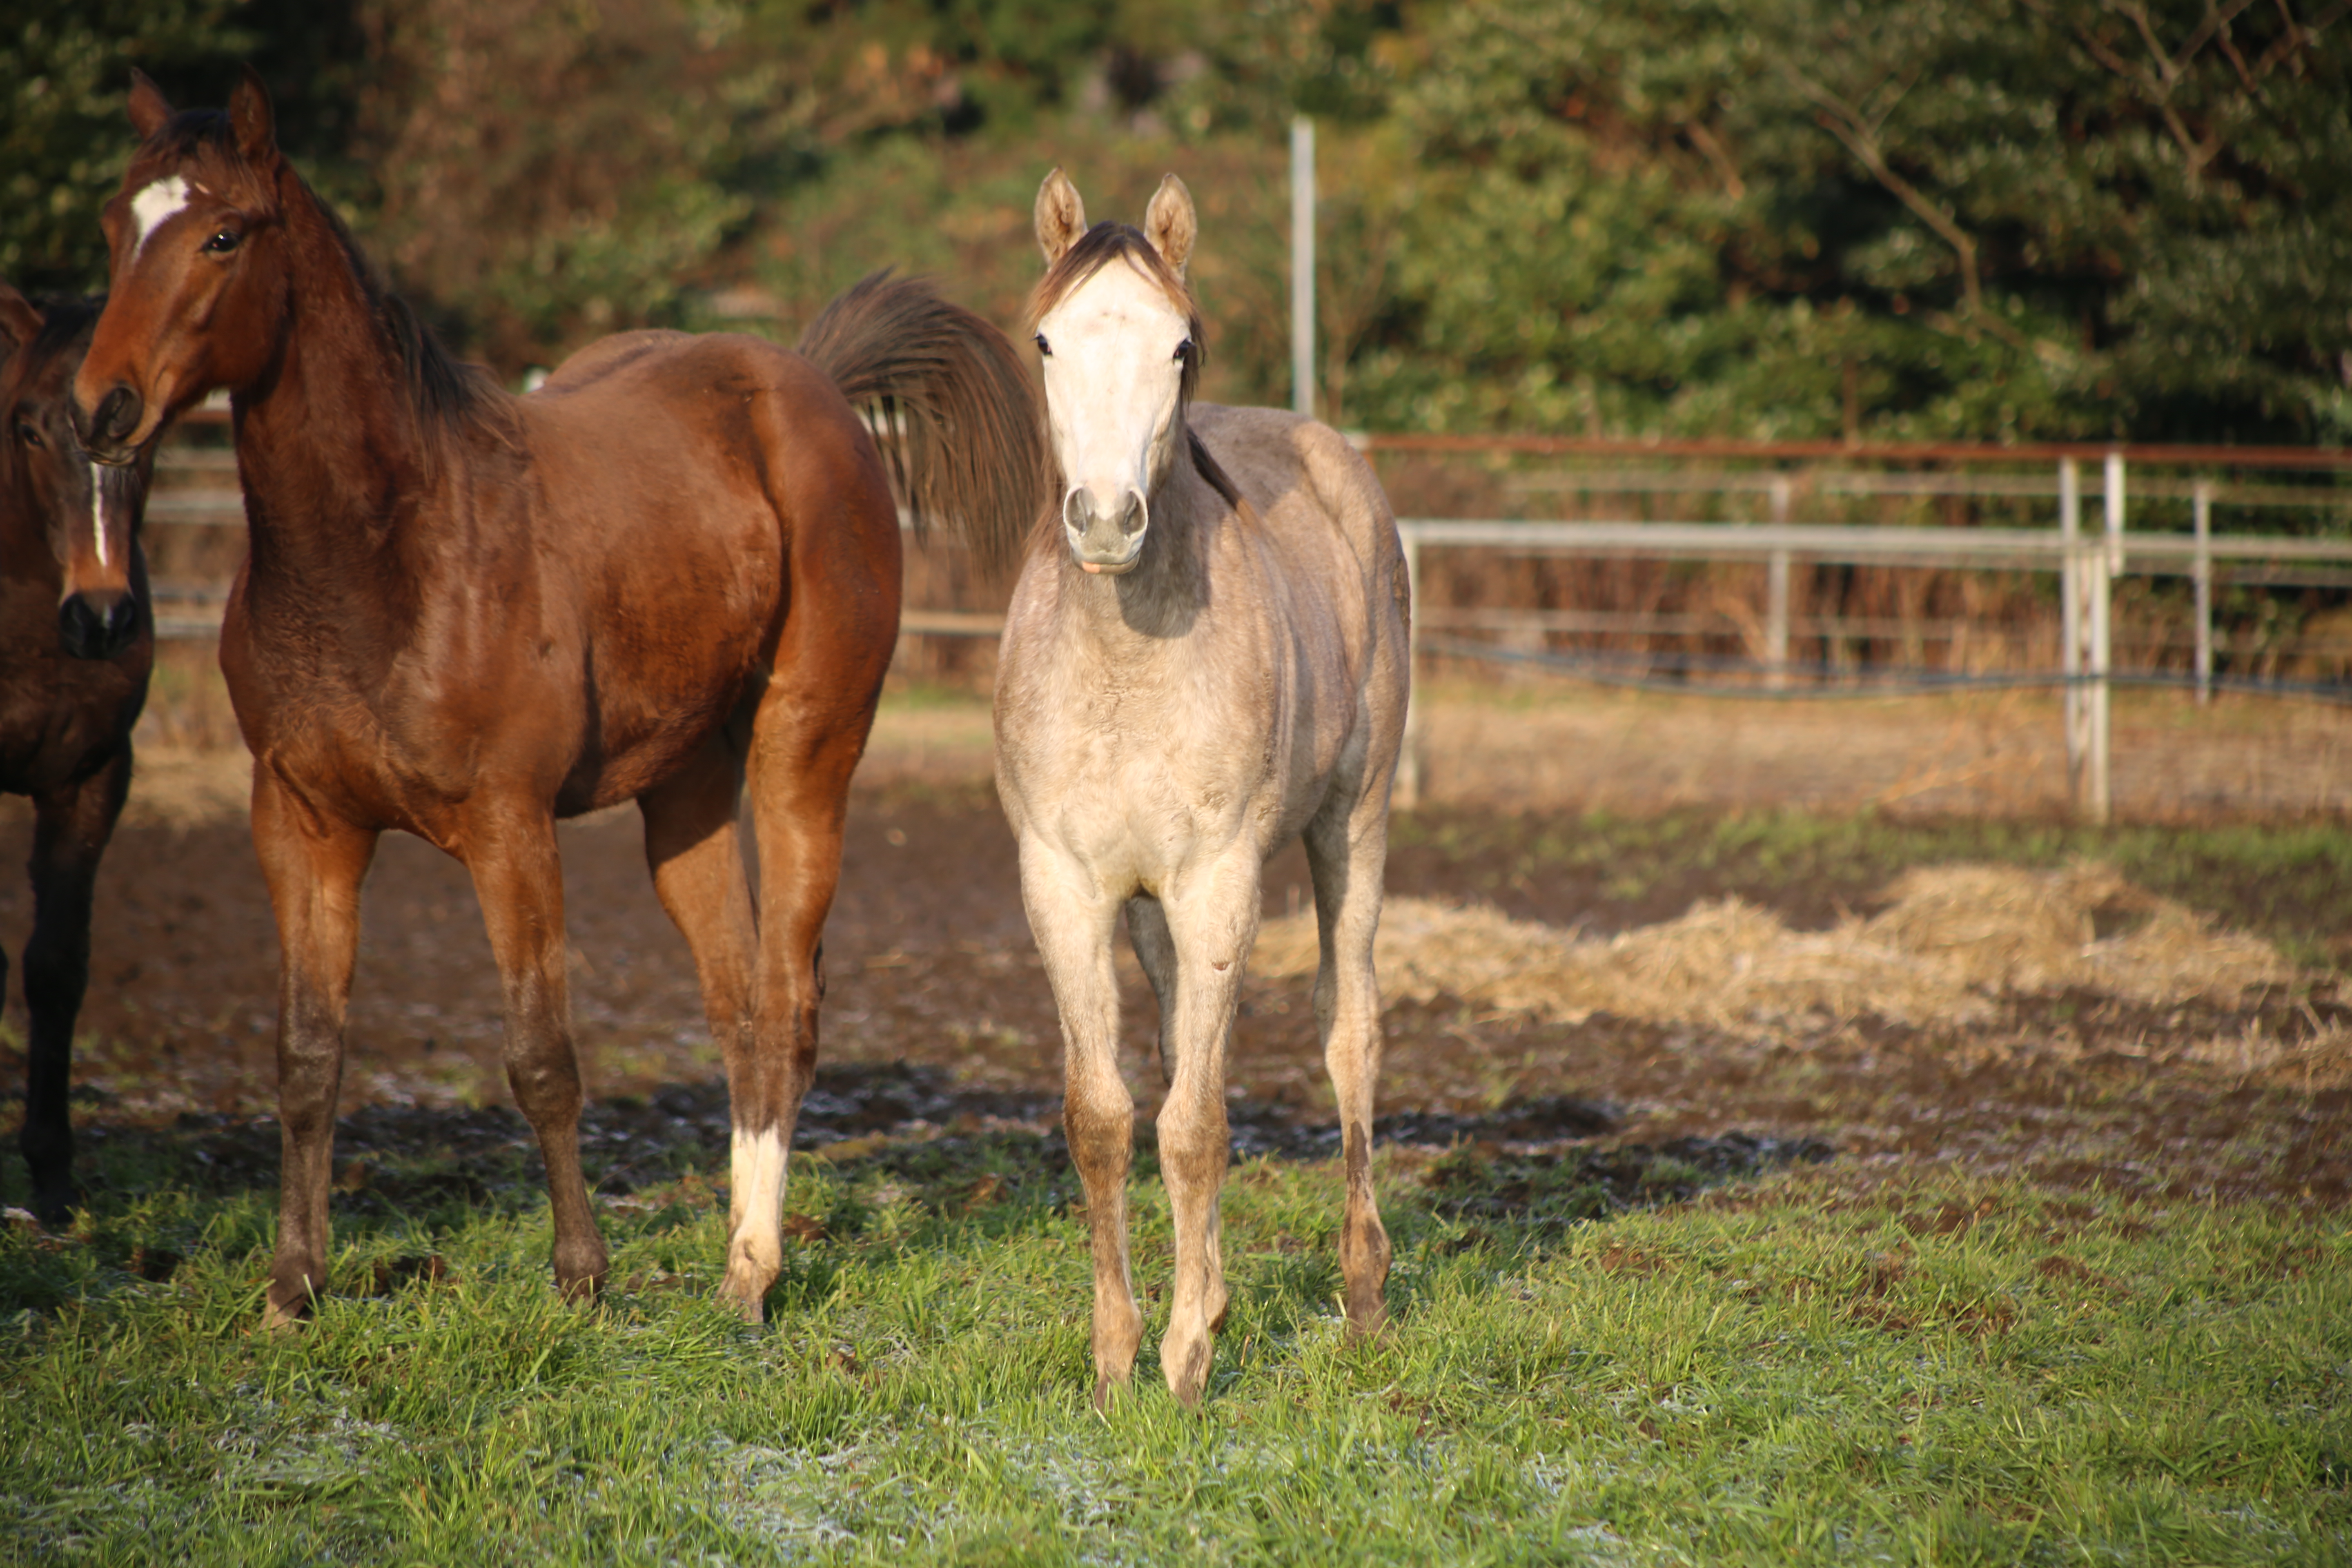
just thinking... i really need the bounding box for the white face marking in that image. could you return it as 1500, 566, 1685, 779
129, 176, 193, 261
1037, 258, 1189, 543
89, 461, 111, 568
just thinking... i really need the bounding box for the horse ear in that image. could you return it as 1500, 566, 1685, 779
228, 64, 277, 161
1143, 174, 1196, 282
127, 70, 174, 140
0, 282, 40, 361
1035, 168, 1087, 267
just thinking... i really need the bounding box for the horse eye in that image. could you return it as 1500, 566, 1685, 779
14, 423, 41, 450
1033, 334, 1052, 358
203, 229, 242, 254
1174, 339, 1194, 364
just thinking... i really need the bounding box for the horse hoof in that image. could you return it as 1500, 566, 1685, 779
1164, 1339, 1213, 1409
717, 1277, 767, 1324
556, 1270, 605, 1307
258, 1301, 309, 1334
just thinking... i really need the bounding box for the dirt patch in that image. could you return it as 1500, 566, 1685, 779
4, 695, 2350, 1213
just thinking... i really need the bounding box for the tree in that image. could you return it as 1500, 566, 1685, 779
1346, 0, 2352, 443
1, 0, 253, 293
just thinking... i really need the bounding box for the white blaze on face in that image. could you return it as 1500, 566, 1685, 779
1037, 258, 1190, 518
129, 176, 193, 262
88, 461, 111, 569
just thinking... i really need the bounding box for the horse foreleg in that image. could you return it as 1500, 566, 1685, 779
464, 805, 607, 1303
1023, 842, 1138, 1405
1305, 787, 1394, 1338
18, 748, 131, 1224
1156, 853, 1258, 1407
252, 771, 379, 1325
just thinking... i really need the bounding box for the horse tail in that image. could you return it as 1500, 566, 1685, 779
796, 270, 1047, 575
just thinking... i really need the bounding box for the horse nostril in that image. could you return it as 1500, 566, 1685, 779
1118, 491, 1146, 537
1063, 486, 1094, 532
58, 597, 101, 660
91, 385, 143, 450
58, 592, 141, 661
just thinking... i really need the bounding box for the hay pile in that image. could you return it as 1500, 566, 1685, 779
1248, 862, 2294, 1030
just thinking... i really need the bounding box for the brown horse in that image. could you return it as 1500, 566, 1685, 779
72, 69, 1044, 1325
0, 285, 155, 1223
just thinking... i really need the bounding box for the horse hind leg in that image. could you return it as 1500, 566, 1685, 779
462, 800, 608, 1305
18, 751, 132, 1224
637, 737, 771, 1317
1305, 787, 1394, 1337
251, 771, 382, 1325
726, 676, 877, 1319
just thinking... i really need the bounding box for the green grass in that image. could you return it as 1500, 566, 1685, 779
5, 1135, 2346, 1564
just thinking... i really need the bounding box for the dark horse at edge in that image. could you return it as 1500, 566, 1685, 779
0, 285, 156, 1224
72, 69, 1045, 1325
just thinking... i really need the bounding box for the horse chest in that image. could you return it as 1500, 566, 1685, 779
0, 657, 137, 795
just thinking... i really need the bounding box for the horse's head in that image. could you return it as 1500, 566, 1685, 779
2, 287, 151, 660
1029, 169, 1201, 576
73, 67, 289, 466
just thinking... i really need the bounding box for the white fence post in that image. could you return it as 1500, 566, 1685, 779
2060, 459, 2084, 806
1766, 477, 1792, 688
2090, 453, 2123, 822
1394, 527, 1422, 807
2194, 478, 2214, 706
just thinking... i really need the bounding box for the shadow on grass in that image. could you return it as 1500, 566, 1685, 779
4, 1061, 1831, 1318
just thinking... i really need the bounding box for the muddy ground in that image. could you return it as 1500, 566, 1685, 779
2, 687, 2347, 1215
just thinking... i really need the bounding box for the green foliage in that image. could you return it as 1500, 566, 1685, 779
0, 0, 253, 293
1352, 0, 2352, 442
8, 0, 2348, 433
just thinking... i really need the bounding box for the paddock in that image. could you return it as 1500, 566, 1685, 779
6, 680, 2344, 1205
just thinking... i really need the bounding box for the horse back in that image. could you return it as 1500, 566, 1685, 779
1187, 403, 1407, 647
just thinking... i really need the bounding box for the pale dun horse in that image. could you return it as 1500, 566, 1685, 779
994, 170, 1411, 1407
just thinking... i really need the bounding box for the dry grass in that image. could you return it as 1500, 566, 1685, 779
1254, 862, 2300, 1036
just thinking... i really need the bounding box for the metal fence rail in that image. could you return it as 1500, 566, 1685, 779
140, 418, 2352, 820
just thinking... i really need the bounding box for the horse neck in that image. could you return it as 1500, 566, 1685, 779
232, 179, 447, 588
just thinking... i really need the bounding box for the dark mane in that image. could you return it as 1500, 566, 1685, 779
152, 107, 511, 451
1027, 223, 1206, 408
303, 183, 511, 443
24, 295, 102, 361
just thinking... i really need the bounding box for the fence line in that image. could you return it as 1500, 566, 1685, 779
139, 421, 2352, 821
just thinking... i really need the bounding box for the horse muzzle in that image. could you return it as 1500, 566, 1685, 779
59, 590, 144, 662
1064, 484, 1147, 575
71, 385, 147, 467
